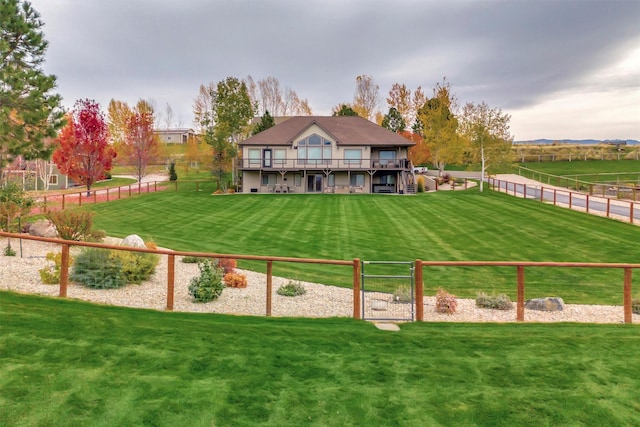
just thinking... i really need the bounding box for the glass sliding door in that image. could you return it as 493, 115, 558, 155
307, 174, 323, 192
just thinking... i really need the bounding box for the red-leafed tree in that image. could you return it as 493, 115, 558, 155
122, 110, 159, 183
53, 99, 115, 195
400, 130, 430, 168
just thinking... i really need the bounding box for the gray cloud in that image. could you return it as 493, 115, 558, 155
31, 0, 640, 138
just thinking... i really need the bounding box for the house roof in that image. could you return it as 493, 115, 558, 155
239, 116, 415, 147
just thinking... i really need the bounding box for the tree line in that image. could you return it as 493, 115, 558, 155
2, 0, 512, 194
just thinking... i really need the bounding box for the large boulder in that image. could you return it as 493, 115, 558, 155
120, 234, 146, 248
28, 219, 58, 238
525, 297, 564, 312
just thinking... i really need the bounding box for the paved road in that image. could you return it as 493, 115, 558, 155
492, 174, 639, 225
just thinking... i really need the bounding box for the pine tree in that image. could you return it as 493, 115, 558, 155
0, 0, 65, 180
168, 162, 178, 181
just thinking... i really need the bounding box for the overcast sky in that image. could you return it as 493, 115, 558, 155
29, 0, 640, 141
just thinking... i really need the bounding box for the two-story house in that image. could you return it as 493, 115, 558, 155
239, 116, 416, 194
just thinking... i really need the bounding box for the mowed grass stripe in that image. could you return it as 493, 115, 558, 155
2, 292, 640, 426
84, 188, 639, 303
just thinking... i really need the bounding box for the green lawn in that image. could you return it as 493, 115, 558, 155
82, 188, 640, 304
519, 160, 640, 186
1, 292, 638, 426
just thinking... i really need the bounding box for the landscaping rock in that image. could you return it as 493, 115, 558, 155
120, 234, 146, 248
525, 297, 564, 311
28, 219, 57, 238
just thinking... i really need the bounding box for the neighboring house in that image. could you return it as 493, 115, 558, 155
3, 158, 71, 191
155, 128, 196, 144
238, 116, 417, 194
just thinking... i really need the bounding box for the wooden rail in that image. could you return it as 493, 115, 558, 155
1, 232, 637, 323
489, 178, 637, 225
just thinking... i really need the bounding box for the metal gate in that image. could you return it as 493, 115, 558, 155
361, 261, 414, 321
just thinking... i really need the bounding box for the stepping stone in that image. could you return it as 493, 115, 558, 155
373, 322, 401, 332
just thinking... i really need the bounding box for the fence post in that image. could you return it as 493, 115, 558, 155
415, 259, 423, 321
59, 244, 70, 297
167, 254, 175, 311
630, 202, 634, 225
623, 268, 632, 324
128, 184, 132, 196
353, 258, 361, 319
79, 191, 82, 207
540, 187, 544, 202
118, 186, 121, 200
569, 192, 572, 209
93, 190, 97, 204
586, 194, 590, 213
266, 260, 272, 316
147, 182, 150, 193
61, 194, 65, 210
606, 199, 610, 218
106, 187, 110, 202
523, 184, 527, 199
517, 265, 525, 321
553, 189, 557, 206
154, 181, 157, 192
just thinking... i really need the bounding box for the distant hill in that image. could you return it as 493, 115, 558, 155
514, 139, 640, 145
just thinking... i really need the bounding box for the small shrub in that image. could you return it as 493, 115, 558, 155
393, 285, 412, 303
435, 287, 457, 314
217, 258, 237, 275
46, 210, 94, 241
224, 272, 248, 288
145, 240, 158, 250
417, 176, 425, 193
188, 259, 225, 302
87, 229, 106, 242
71, 248, 125, 289
110, 250, 159, 284
277, 281, 306, 297
4, 244, 16, 256
633, 298, 640, 315
169, 162, 178, 181
476, 292, 513, 310
182, 255, 207, 263
39, 251, 73, 284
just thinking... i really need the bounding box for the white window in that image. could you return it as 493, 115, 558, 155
249, 149, 260, 166
344, 149, 362, 165
274, 149, 286, 165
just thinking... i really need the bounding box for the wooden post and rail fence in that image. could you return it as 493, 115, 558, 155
1, 232, 637, 324
488, 177, 638, 225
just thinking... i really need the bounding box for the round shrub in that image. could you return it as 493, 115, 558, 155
71, 248, 125, 289
476, 292, 513, 310
224, 272, 247, 288
188, 259, 225, 302
277, 281, 306, 297
110, 250, 159, 284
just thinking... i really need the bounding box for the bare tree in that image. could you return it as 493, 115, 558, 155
352, 74, 380, 121
192, 82, 216, 134
164, 103, 175, 129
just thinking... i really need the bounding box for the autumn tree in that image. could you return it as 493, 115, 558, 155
386, 83, 425, 131
416, 78, 466, 176
332, 103, 359, 117
352, 74, 380, 121
107, 99, 132, 154
381, 107, 406, 133
183, 134, 210, 173
252, 110, 275, 135
459, 101, 513, 191
193, 82, 216, 134
400, 130, 430, 168
53, 99, 116, 195
0, 0, 65, 181
121, 109, 159, 183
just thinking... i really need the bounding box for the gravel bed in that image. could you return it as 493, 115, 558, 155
1, 236, 637, 324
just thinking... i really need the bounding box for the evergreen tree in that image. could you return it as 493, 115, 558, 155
0, 0, 65, 180
381, 107, 406, 133
168, 162, 178, 181
252, 110, 275, 135
332, 104, 359, 117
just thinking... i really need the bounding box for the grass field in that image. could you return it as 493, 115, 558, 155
1, 292, 639, 426
82, 187, 640, 305
519, 159, 640, 184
